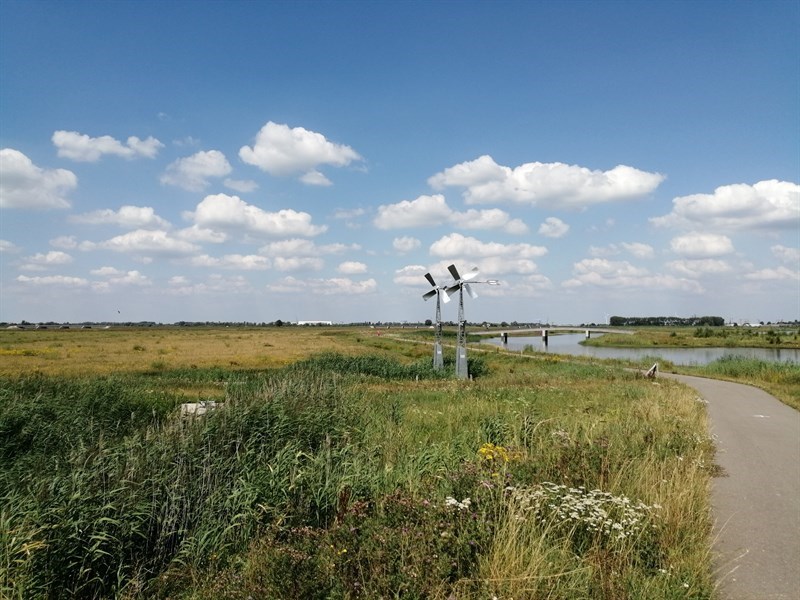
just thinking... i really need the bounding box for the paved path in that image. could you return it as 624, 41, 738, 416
663, 373, 800, 600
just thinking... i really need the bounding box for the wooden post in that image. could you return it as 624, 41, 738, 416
542, 328, 548, 346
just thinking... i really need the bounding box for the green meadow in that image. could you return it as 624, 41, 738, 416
2, 327, 715, 598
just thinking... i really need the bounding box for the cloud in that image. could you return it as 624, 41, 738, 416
621, 242, 655, 259
190, 254, 271, 270
87, 229, 200, 256
259, 238, 356, 257
744, 266, 799, 281
239, 121, 362, 184
334, 207, 366, 219
669, 232, 734, 257
188, 194, 327, 237
223, 178, 259, 193
429, 233, 547, 260
589, 242, 655, 259
651, 180, 799, 230
160, 150, 232, 191
772, 245, 800, 264
429, 155, 665, 208
0, 148, 77, 209
374, 194, 528, 233
666, 259, 733, 278
268, 275, 377, 295
562, 258, 703, 293
176, 225, 228, 243
273, 257, 325, 272
91, 266, 123, 276
52, 130, 163, 161
538, 217, 570, 238
92, 269, 152, 286
0, 240, 20, 253
393, 236, 421, 253
393, 265, 431, 286
165, 274, 252, 296
19, 250, 73, 271
17, 274, 89, 287
71, 205, 170, 229
50, 235, 78, 249
337, 261, 367, 274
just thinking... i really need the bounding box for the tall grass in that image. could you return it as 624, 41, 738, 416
1, 351, 714, 598
688, 355, 800, 410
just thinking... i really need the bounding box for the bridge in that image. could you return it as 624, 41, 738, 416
471, 327, 634, 345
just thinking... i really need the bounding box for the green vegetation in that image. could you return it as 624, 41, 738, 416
1, 335, 714, 599
682, 356, 800, 411
584, 326, 800, 349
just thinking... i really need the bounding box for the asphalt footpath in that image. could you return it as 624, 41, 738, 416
662, 373, 800, 600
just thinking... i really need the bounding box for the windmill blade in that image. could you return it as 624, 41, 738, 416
422, 289, 437, 301
463, 267, 480, 282
424, 273, 436, 287
440, 290, 451, 303
465, 283, 478, 299
445, 284, 460, 298
448, 264, 461, 281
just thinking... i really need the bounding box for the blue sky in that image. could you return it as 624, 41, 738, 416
1, 0, 798, 325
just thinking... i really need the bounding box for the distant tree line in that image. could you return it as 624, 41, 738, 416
609, 316, 725, 327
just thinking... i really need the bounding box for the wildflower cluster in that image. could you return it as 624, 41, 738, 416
478, 442, 519, 464
444, 496, 472, 511
506, 483, 661, 543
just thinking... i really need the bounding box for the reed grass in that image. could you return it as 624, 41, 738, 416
1, 343, 715, 599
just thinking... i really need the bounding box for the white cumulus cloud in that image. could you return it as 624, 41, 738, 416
161, 150, 232, 192
188, 194, 327, 238
52, 130, 163, 161
429, 155, 665, 208
190, 254, 271, 270
670, 232, 734, 257
0, 148, 77, 209
273, 257, 324, 272
429, 233, 547, 259
771, 245, 800, 264
374, 194, 528, 234
538, 217, 570, 238
393, 236, 421, 253
666, 259, 733, 278
89, 229, 200, 256
260, 239, 356, 257
239, 121, 362, 184
744, 266, 799, 281
268, 275, 377, 295
563, 258, 703, 293
71, 205, 170, 229
651, 180, 799, 230
0, 240, 20, 253
17, 274, 88, 287
337, 261, 367, 274
19, 250, 73, 271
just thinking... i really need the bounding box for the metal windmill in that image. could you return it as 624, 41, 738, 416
422, 272, 450, 369
445, 264, 481, 379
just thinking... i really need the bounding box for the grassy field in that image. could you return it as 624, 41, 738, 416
2, 327, 716, 598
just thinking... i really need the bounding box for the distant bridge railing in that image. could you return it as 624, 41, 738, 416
471, 327, 634, 345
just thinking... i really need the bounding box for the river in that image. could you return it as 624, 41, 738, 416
480, 333, 800, 365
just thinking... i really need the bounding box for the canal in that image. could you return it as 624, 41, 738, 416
481, 333, 800, 365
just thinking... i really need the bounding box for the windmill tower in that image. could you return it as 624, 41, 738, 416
422, 272, 450, 369
445, 264, 480, 379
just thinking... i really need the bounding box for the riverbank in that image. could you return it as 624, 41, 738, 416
583, 326, 800, 349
